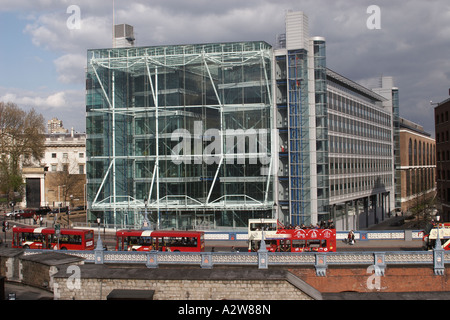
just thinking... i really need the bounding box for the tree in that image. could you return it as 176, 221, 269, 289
0, 102, 45, 200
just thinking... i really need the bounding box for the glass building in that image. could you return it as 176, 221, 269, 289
86, 11, 397, 230
86, 42, 274, 229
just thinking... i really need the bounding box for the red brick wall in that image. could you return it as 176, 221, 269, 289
289, 266, 450, 293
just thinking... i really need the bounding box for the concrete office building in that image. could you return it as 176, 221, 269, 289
273, 12, 397, 229
86, 11, 397, 230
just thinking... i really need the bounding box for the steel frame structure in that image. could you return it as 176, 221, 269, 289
86, 42, 275, 229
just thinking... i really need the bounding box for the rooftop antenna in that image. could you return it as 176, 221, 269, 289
112, 0, 115, 47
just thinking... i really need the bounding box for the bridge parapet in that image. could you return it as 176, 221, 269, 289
22, 248, 444, 276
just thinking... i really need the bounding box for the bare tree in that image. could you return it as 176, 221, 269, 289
0, 102, 45, 200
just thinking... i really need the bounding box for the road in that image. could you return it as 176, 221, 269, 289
1, 213, 425, 252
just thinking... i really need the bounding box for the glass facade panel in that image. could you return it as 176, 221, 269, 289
86, 42, 274, 229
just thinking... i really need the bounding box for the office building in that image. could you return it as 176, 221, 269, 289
86, 41, 274, 229
86, 11, 397, 230
47, 117, 68, 134
273, 12, 397, 229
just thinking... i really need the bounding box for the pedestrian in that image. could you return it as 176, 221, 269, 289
347, 230, 355, 245
231, 246, 236, 252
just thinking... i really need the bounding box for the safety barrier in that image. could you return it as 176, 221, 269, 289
203, 230, 424, 242
23, 246, 446, 277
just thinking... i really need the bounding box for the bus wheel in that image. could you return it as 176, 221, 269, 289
23, 245, 30, 249
174, 250, 180, 252
61, 247, 67, 250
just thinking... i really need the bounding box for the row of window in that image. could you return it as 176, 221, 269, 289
329, 135, 392, 156
407, 139, 435, 166
50, 164, 85, 174
330, 174, 392, 198
329, 157, 392, 176
437, 149, 450, 162
437, 169, 450, 181
405, 168, 435, 197
436, 130, 450, 143
328, 91, 391, 127
328, 113, 391, 142
435, 110, 449, 124
51, 152, 84, 158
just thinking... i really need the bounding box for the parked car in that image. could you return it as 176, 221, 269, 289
5, 210, 24, 218
71, 206, 86, 211
15, 209, 36, 219
51, 207, 68, 214
36, 206, 51, 215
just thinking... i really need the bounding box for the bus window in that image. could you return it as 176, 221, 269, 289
292, 240, 305, 249
279, 240, 291, 252
117, 236, 124, 251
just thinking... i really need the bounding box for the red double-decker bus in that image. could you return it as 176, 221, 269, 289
248, 219, 336, 252
422, 222, 450, 250
115, 229, 205, 252
12, 227, 95, 250
275, 228, 336, 252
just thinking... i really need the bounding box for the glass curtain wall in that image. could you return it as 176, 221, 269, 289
287, 49, 310, 225
86, 42, 274, 230
313, 39, 330, 222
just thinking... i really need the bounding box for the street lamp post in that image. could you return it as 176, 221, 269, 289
433, 214, 445, 275
143, 197, 150, 230
95, 217, 103, 250
435, 215, 442, 250
259, 218, 267, 253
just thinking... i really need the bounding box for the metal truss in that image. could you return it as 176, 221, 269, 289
86, 42, 275, 227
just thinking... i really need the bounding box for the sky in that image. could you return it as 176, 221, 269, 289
0, 0, 449, 136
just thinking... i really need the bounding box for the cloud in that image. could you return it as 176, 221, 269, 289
54, 54, 86, 84
0, 87, 86, 132
0, 90, 66, 109
3, 0, 450, 136
24, 11, 112, 53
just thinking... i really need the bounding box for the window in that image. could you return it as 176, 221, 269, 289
79, 153, 84, 158
51, 164, 57, 172
52, 153, 57, 158
414, 140, 417, 166
63, 153, 68, 159
79, 164, 85, 174
408, 139, 413, 166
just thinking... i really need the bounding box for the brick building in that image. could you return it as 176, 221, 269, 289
399, 118, 436, 214
435, 98, 450, 221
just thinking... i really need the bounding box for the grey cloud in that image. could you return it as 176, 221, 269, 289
4, 0, 450, 135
